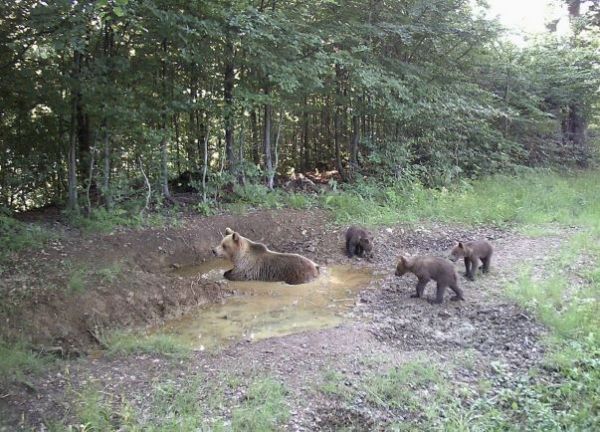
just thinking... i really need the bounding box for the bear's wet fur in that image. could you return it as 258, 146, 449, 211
212, 228, 319, 285
345, 226, 373, 258
449, 240, 493, 281
395, 255, 464, 304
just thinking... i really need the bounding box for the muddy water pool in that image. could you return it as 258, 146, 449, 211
160, 259, 375, 349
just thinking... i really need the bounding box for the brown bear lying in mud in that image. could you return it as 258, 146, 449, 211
345, 226, 373, 259
212, 228, 319, 285
395, 255, 464, 304
449, 240, 493, 281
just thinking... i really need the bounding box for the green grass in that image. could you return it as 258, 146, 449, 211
145, 378, 211, 431
0, 214, 54, 268
96, 263, 122, 284
70, 207, 182, 234
67, 267, 87, 293
313, 170, 600, 431
0, 339, 51, 386
323, 170, 600, 227
53, 375, 287, 431
437, 230, 600, 431
318, 359, 456, 430
231, 377, 290, 432
99, 330, 191, 359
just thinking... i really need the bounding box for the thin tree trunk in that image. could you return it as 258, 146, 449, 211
67, 97, 78, 213
350, 112, 359, 167
302, 97, 310, 171
102, 125, 112, 209
238, 121, 246, 185
251, 109, 260, 165
271, 108, 283, 189
224, 40, 235, 172
85, 132, 97, 215
174, 114, 181, 177
202, 125, 211, 203
160, 37, 171, 199
138, 158, 151, 215
263, 91, 274, 189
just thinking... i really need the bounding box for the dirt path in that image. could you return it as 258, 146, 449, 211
0, 211, 568, 430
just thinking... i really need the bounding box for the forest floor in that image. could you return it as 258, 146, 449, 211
0, 206, 583, 431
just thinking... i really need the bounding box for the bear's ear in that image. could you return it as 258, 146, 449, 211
232, 232, 240, 243
225, 228, 234, 235
458, 242, 464, 249
400, 256, 406, 263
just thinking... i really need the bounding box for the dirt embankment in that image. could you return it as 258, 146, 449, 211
0, 209, 333, 353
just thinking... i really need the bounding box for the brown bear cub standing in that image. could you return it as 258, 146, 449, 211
395, 256, 464, 304
212, 228, 319, 285
345, 226, 373, 258
449, 240, 493, 281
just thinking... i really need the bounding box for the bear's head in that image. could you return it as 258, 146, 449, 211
395, 256, 409, 276
212, 228, 246, 260
448, 241, 468, 262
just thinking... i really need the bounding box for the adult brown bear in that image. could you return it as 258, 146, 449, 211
211, 228, 319, 285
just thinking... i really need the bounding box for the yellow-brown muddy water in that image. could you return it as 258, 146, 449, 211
160, 260, 374, 349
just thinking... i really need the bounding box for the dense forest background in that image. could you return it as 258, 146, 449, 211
1, 0, 599, 214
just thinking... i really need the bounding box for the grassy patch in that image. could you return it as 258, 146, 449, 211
100, 330, 190, 359
96, 263, 123, 284
0, 339, 51, 385
146, 378, 213, 431
67, 267, 87, 293
447, 229, 600, 431
231, 377, 290, 432
69, 207, 182, 234
59, 375, 288, 431
0, 214, 54, 267
318, 359, 456, 430
323, 170, 600, 227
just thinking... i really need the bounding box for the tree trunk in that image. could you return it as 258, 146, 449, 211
302, 97, 310, 171
202, 126, 211, 203
263, 91, 274, 189
224, 40, 236, 173
74, 50, 91, 183
272, 108, 283, 188
161, 38, 171, 199
174, 114, 181, 177
102, 125, 112, 209
350, 113, 359, 167
251, 109, 260, 165
565, 0, 588, 166
334, 64, 345, 179
67, 97, 78, 213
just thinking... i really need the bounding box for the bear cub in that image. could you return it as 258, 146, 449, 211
395, 255, 464, 304
449, 240, 493, 281
345, 226, 373, 259
212, 228, 319, 285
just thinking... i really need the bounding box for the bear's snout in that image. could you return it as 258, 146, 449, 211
211, 248, 218, 256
